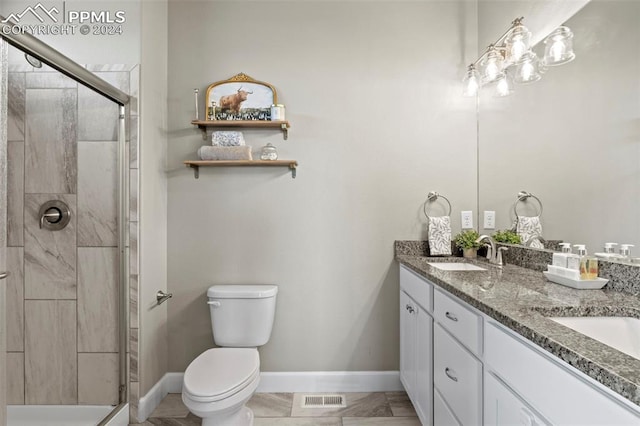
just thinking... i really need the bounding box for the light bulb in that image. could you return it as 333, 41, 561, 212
510, 40, 527, 62
494, 73, 512, 97
462, 65, 480, 97
481, 46, 504, 83
514, 52, 542, 84
550, 39, 565, 62
521, 62, 534, 81
485, 60, 500, 81
543, 26, 575, 66
497, 78, 510, 96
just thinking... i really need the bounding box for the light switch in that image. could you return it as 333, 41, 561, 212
484, 211, 496, 229
461, 211, 473, 229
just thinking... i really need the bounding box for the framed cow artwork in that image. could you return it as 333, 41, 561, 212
205, 72, 277, 121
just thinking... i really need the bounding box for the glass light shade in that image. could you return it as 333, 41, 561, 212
543, 26, 575, 66
481, 46, 504, 83
514, 52, 542, 84
505, 25, 532, 64
462, 66, 480, 97
493, 72, 513, 97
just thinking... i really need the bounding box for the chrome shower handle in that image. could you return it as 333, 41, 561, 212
40, 208, 62, 229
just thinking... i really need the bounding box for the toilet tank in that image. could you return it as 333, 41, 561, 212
207, 285, 278, 347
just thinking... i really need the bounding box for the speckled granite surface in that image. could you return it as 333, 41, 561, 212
395, 241, 640, 408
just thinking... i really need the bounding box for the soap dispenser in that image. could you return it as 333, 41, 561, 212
620, 244, 635, 261
552, 243, 572, 268
573, 244, 598, 280
595, 243, 621, 260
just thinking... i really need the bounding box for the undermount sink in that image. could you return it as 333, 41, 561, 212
549, 316, 640, 360
427, 262, 487, 271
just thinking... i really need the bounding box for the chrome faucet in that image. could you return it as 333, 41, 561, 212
524, 235, 547, 247
475, 234, 508, 267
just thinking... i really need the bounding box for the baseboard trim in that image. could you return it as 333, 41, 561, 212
137, 373, 180, 421
256, 371, 403, 393
162, 370, 402, 394
141, 370, 402, 420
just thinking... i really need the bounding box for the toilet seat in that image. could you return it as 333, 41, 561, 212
183, 348, 260, 403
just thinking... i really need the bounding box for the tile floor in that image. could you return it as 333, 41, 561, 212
132, 392, 420, 425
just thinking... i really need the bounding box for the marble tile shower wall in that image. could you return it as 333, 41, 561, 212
5, 63, 140, 407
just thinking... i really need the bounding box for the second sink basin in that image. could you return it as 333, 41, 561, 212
427, 262, 487, 271
549, 316, 640, 360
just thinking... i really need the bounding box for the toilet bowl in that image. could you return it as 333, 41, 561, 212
182, 348, 260, 426
181, 285, 278, 426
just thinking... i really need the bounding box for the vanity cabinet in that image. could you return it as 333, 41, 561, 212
399, 262, 640, 426
399, 266, 433, 426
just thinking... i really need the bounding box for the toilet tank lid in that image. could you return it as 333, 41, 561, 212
207, 285, 278, 299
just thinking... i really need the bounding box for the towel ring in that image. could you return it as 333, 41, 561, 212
513, 190, 543, 218
423, 191, 452, 220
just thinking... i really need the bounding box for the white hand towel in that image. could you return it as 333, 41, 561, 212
198, 145, 252, 161
211, 131, 245, 146
428, 216, 452, 256
517, 216, 544, 248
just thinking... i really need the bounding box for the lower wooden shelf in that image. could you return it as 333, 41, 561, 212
184, 160, 298, 179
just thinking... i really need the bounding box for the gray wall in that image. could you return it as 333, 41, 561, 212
167, 1, 478, 373
138, 0, 168, 401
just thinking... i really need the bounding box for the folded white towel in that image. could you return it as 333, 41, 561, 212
517, 216, 544, 248
211, 131, 245, 146
198, 146, 252, 161
428, 216, 452, 256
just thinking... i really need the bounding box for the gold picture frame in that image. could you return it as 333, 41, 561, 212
205, 73, 278, 121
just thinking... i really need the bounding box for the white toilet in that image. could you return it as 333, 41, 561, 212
182, 284, 278, 426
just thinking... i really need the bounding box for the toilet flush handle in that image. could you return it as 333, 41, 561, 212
207, 300, 221, 307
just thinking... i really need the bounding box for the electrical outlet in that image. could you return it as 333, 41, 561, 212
484, 211, 496, 229
461, 211, 474, 229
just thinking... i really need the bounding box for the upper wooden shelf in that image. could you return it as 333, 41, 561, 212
191, 120, 291, 140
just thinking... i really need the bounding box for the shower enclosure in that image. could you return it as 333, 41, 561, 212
1, 19, 131, 426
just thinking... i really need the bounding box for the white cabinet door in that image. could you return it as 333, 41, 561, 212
485, 372, 549, 426
415, 304, 433, 426
400, 290, 416, 398
434, 389, 461, 426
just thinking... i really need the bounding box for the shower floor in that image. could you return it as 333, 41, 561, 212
7, 405, 126, 426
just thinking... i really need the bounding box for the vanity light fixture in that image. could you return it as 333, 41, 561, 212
462, 17, 575, 97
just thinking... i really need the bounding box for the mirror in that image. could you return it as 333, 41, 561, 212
477, 0, 640, 259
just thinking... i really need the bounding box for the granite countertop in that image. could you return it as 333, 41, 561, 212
396, 254, 640, 408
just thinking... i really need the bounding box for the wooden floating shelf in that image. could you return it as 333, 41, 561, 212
184, 160, 298, 179
191, 120, 291, 140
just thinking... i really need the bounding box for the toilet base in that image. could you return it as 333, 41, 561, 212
201, 406, 254, 426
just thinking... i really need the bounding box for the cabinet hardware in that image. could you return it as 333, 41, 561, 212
445, 311, 459, 322
445, 367, 458, 382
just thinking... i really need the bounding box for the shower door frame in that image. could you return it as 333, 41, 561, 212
0, 16, 131, 420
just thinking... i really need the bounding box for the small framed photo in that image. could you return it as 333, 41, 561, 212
205, 73, 278, 121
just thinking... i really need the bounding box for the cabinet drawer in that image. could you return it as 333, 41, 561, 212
434, 289, 482, 355
400, 265, 432, 312
434, 324, 482, 426
435, 388, 461, 426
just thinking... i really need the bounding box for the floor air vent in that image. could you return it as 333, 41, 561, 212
302, 394, 346, 408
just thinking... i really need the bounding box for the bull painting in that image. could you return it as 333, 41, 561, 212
206, 73, 276, 121
219, 86, 253, 114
